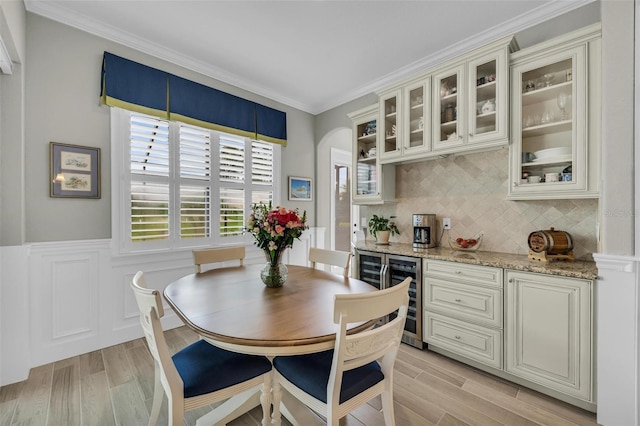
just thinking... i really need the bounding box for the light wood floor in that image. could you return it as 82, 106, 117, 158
0, 326, 599, 426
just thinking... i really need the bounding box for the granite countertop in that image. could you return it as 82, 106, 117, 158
355, 241, 598, 281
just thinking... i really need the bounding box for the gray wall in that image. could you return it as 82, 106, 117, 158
23, 13, 316, 243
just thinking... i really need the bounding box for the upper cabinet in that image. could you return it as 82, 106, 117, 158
374, 36, 517, 166
378, 90, 403, 162
508, 24, 601, 200
349, 104, 395, 205
433, 36, 516, 154
379, 78, 433, 164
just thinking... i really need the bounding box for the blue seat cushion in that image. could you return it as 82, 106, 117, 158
172, 340, 271, 398
273, 350, 383, 404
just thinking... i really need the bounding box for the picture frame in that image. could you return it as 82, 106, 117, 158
50, 142, 101, 199
288, 176, 312, 201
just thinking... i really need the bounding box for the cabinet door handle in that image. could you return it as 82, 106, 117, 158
454, 298, 462, 302
508, 278, 514, 283
455, 270, 461, 274
513, 181, 518, 187
454, 335, 461, 340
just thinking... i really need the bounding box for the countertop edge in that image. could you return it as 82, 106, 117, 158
355, 242, 598, 281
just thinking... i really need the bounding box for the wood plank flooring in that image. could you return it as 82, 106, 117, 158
0, 326, 599, 425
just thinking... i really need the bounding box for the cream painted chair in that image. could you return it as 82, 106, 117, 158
192, 246, 245, 273
272, 277, 411, 426
130, 271, 271, 425
308, 247, 352, 277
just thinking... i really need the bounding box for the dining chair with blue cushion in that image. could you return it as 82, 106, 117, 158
130, 271, 272, 425
272, 276, 411, 426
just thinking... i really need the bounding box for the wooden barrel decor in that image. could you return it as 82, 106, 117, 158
528, 227, 574, 255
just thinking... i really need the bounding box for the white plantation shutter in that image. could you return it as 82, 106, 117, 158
130, 114, 171, 241
179, 125, 212, 239
179, 124, 211, 179
116, 108, 279, 251
180, 186, 211, 238
220, 136, 245, 183
252, 141, 273, 185
219, 188, 244, 236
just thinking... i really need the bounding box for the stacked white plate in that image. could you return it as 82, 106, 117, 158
532, 147, 571, 163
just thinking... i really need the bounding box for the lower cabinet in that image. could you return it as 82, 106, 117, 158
424, 260, 595, 411
504, 270, 593, 403
424, 260, 503, 369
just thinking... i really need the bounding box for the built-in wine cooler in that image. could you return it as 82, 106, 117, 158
356, 250, 423, 349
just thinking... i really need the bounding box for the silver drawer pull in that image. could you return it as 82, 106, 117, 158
454, 335, 461, 339
454, 298, 462, 302
455, 271, 461, 274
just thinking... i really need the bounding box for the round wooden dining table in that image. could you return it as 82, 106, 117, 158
163, 263, 379, 426
164, 263, 378, 356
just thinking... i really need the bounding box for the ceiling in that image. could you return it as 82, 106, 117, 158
25, 0, 593, 114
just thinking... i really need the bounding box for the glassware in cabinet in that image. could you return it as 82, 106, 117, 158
508, 30, 599, 200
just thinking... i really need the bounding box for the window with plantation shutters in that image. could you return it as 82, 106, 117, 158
112, 108, 280, 252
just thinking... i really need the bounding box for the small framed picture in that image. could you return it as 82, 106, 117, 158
288, 176, 312, 201
50, 142, 101, 199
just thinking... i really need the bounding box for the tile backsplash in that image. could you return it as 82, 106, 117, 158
362, 149, 598, 260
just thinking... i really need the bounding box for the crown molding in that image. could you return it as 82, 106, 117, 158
23, 0, 310, 112
315, 0, 597, 114
25, 0, 596, 115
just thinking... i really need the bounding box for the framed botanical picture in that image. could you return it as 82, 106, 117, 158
288, 176, 312, 201
50, 142, 101, 199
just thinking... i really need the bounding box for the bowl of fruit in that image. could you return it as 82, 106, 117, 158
449, 233, 483, 252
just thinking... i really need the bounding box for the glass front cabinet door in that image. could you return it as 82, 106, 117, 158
378, 90, 402, 163
467, 49, 509, 147
508, 25, 600, 200
432, 36, 515, 154
349, 104, 395, 205
433, 65, 465, 151
402, 77, 432, 160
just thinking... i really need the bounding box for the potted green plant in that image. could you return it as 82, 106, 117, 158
368, 214, 400, 245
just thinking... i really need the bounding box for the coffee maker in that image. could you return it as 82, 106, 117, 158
413, 214, 436, 251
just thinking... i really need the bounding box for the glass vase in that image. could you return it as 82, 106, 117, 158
260, 262, 288, 287
261, 250, 287, 287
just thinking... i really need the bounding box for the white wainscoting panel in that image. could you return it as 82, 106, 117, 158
29, 240, 109, 368
0, 228, 328, 385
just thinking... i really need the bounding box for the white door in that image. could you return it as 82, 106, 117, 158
330, 148, 356, 274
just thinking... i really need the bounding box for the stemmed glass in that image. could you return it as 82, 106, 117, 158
557, 92, 568, 120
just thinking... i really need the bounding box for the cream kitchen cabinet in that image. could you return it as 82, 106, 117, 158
508, 24, 601, 200
378, 89, 402, 162
378, 77, 432, 164
424, 260, 503, 369
505, 270, 594, 406
348, 104, 395, 205
432, 35, 516, 155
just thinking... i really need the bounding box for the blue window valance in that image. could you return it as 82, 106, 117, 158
100, 52, 287, 146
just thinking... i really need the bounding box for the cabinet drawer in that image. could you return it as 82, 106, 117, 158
424, 260, 502, 288
425, 278, 502, 328
425, 312, 502, 369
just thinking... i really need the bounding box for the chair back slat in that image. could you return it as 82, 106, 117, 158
309, 247, 352, 277
130, 271, 182, 390
193, 246, 245, 273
